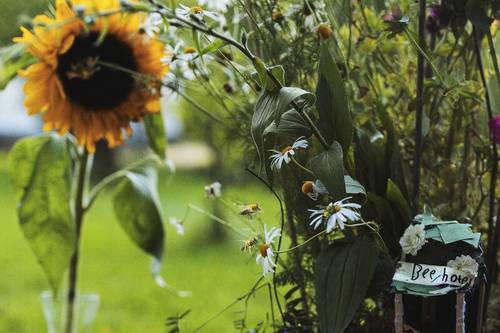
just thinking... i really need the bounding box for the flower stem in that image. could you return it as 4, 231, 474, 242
276, 230, 326, 254
65, 148, 89, 333
290, 156, 315, 175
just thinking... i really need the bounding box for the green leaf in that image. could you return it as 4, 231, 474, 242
386, 179, 411, 234
112, 157, 165, 261
251, 87, 315, 180
309, 141, 346, 200
144, 112, 167, 160
315, 234, 380, 333
8, 135, 74, 293
344, 175, 366, 198
263, 109, 312, 138
251, 61, 286, 92
200, 39, 227, 56
0, 44, 35, 90
316, 42, 353, 151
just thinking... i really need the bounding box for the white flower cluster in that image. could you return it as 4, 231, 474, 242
399, 224, 427, 256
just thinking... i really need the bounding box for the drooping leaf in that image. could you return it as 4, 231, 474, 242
144, 112, 167, 160
251, 87, 315, 180
344, 175, 366, 198
315, 234, 380, 333
309, 141, 346, 200
0, 43, 35, 90
112, 157, 165, 261
263, 109, 312, 138
316, 42, 353, 151
8, 135, 74, 293
200, 39, 227, 56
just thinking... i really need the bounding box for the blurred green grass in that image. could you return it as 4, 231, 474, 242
0, 153, 281, 332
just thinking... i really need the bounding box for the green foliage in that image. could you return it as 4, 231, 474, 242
0, 44, 35, 90
251, 87, 315, 180
316, 41, 353, 152
314, 234, 380, 333
144, 112, 168, 160
112, 157, 165, 262
8, 135, 74, 293
309, 141, 346, 200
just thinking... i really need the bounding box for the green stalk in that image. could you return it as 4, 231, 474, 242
64, 149, 89, 333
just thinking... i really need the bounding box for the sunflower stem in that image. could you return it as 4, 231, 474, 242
65, 148, 89, 333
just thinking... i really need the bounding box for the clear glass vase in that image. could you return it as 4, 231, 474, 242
40, 291, 100, 333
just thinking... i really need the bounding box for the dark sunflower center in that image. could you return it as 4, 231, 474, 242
57, 32, 138, 111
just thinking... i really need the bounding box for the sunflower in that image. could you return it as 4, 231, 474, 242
14, 0, 168, 152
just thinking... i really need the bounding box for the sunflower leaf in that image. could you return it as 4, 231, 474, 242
144, 112, 167, 160
112, 157, 165, 278
8, 135, 74, 293
315, 234, 380, 333
309, 141, 346, 200
0, 43, 35, 90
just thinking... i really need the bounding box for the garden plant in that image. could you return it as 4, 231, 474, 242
1, 0, 500, 332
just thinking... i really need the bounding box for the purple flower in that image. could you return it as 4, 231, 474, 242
490, 115, 500, 144
426, 5, 451, 34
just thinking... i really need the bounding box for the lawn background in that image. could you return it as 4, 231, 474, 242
0, 1, 280, 331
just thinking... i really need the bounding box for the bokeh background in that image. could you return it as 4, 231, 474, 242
0, 1, 280, 332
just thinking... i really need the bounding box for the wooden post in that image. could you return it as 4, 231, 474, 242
456, 293, 466, 333
394, 293, 404, 333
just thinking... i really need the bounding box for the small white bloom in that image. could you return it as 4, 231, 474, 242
399, 224, 427, 256
447, 255, 479, 278
176, 4, 220, 22
169, 217, 185, 236
204, 181, 222, 199
199, 0, 231, 12
256, 225, 281, 277
142, 12, 164, 38
269, 137, 308, 170
308, 197, 361, 233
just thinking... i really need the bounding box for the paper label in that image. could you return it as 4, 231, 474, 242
393, 261, 472, 287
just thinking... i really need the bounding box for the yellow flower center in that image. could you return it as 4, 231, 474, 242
301, 181, 314, 194
281, 146, 293, 154
190, 6, 203, 14
317, 23, 333, 39
259, 244, 269, 257
183, 46, 197, 54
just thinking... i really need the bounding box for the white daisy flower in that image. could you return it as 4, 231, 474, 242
301, 180, 328, 200
309, 197, 361, 233
169, 217, 185, 236
176, 4, 220, 22
269, 137, 308, 170
256, 225, 281, 277
142, 12, 164, 38
447, 255, 479, 278
204, 181, 222, 199
199, 0, 231, 12
399, 224, 427, 256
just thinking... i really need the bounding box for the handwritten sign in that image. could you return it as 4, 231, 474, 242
393, 262, 472, 287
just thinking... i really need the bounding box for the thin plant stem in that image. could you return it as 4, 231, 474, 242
410, 0, 427, 215
276, 230, 326, 254
187, 204, 248, 238
64, 149, 89, 333
290, 156, 315, 175
245, 168, 286, 325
